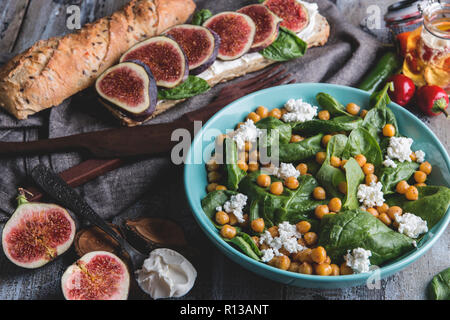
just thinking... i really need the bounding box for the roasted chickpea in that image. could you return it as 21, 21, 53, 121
330, 156, 342, 168
238, 151, 249, 162
360, 109, 368, 119
415, 183, 427, 187
236, 122, 245, 130
267, 226, 279, 238
382, 124, 396, 137
419, 161, 432, 175
208, 171, 222, 183
296, 221, 311, 234
298, 238, 307, 247
285, 176, 299, 190
207, 183, 218, 193
311, 246, 327, 264
322, 134, 333, 147
220, 225, 236, 239
298, 262, 313, 274
330, 264, 340, 276
270, 255, 291, 270
296, 163, 308, 175
278, 247, 290, 257
354, 154, 367, 167
244, 141, 252, 152
362, 163, 375, 175
215, 185, 227, 191
315, 263, 333, 276
251, 218, 265, 233
340, 263, 354, 275
239, 214, 249, 228
338, 181, 347, 194
378, 213, 392, 226
318, 110, 330, 120
215, 211, 230, 225
346, 103, 360, 115
248, 162, 259, 172
280, 108, 288, 115
376, 203, 389, 214
316, 152, 327, 164
414, 171, 427, 183
293, 248, 313, 263
405, 185, 419, 200
206, 159, 220, 172
256, 106, 269, 118
410, 152, 417, 162
269, 108, 282, 119
229, 213, 238, 226
325, 256, 331, 264
366, 207, 379, 217
387, 206, 402, 220
288, 261, 301, 273
290, 135, 304, 143
304, 232, 318, 246
237, 160, 248, 172
365, 173, 378, 185
270, 181, 284, 195
247, 112, 261, 123
340, 159, 348, 169
257, 174, 271, 188
396, 180, 409, 194
251, 236, 259, 247
313, 187, 327, 200
328, 197, 342, 212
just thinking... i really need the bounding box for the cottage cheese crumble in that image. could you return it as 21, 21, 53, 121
259, 221, 305, 262
281, 98, 318, 123
387, 137, 413, 163
219, 193, 248, 223
273, 163, 301, 180
344, 248, 372, 273
383, 157, 397, 168
229, 119, 262, 150
414, 150, 426, 163
395, 212, 428, 239
357, 182, 385, 208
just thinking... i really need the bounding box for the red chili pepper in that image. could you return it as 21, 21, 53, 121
387, 74, 416, 106
416, 85, 449, 117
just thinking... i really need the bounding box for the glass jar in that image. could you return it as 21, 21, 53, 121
403, 1, 450, 92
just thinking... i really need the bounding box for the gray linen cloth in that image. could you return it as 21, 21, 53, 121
0, 0, 381, 299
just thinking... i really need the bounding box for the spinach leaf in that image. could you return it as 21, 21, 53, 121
379, 161, 419, 194
428, 267, 450, 300
158, 76, 210, 100
316, 92, 352, 117
256, 116, 292, 147
224, 138, 247, 190
224, 235, 261, 261
342, 128, 383, 167
278, 134, 324, 163
316, 135, 348, 197
249, 200, 260, 222
318, 210, 416, 265
201, 190, 238, 219
260, 27, 307, 62
342, 158, 365, 210
292, 116, 363, 135
239, 172, 325, 227
369, 82, 393, 110
191, 9, 213, 26
386, 186, 450, 229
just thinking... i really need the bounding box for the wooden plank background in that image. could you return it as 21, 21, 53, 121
0, 0, 448, 300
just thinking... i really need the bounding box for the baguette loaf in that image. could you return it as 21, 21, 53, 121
0, 0, 196, 120
109, 14, 331, 126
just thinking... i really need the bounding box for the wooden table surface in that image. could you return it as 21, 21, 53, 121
0, 0, 448, 300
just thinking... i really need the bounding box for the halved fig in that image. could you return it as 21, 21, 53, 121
164, 25, 220, 75
61, 251, 130, 300
96, 61, 157, 119
124, 217, 187, 252
203, 12, 256, 61
74, 224, 123, 258
264, 0, 310, 33
237, 4, 282, 51
2, 191, 76, 269
120, 36, 189, 88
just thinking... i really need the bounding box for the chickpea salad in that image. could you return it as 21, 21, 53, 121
201, 83, 450, 276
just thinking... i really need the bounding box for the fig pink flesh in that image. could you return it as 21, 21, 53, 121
265, 0, 308, 33
4, 208, 73, 264
238, 5, 280, 49
64, 253, 128, 300
98, 67, 145, 108
122, 42, 184, 84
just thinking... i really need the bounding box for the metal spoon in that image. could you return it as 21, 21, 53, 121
30, 164, 147, 271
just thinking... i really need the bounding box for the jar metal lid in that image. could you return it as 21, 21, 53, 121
385, 0, 425, 23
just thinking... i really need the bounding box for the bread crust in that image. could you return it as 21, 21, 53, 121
0, 0, 196, 120
110, 13, 331, 126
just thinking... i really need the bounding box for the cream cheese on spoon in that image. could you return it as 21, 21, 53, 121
135, 248, 197, 299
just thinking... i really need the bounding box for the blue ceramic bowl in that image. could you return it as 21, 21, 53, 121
184, 83, 450, 288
